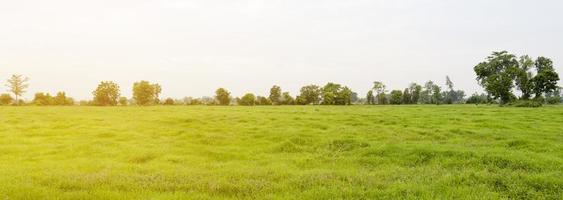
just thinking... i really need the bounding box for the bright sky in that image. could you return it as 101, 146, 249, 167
1, 0, 562, 100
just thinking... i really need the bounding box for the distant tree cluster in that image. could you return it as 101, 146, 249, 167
364, 77, 466, 105
1, 52, 560, 107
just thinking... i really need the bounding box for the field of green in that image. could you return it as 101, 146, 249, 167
0, 105, 561, 199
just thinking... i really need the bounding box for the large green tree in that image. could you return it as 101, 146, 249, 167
389, 90, 403, 105
133, 81, 162, 106
474, 51, 519, 104
93, 81, 120, 106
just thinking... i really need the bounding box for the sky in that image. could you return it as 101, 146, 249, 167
1, 0, 562, 100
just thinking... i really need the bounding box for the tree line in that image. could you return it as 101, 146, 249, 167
1, 51, 561, 107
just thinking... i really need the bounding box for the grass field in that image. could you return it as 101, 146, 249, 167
0, 105, 561, 199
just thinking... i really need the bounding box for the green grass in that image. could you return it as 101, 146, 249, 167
0, 105, 562, 199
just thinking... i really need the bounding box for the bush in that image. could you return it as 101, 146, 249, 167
510, 100, 543, 107
545, 96, 560, 104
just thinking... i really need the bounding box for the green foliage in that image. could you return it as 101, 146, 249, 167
269, 85, 282, 105
321, 83, 353, 105
0, 93, 13, 105
163, 98, 175, 105
531, 57, 560, 98
409, 83, 422, 104
474, 51, 519, 104
215, 88, 231, 105
255, 96, 271, 105
239, 93, 256, 106
298, 85, 321, 105
132, 81, 161, 106
92, 81, 120, 106
510, 100, 543, 107
281, 92, 295, 105
366, 90, 374, 105
389, 90, 403, 104
466, 93, 489, 105
119, 97, 128, 106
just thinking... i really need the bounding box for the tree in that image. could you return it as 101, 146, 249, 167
409, 83, 422, 104
269, 85, 282, 105
366, 90, 375, 105
298, 85, 321, 105
281, 92, 295, 105
389, 90, 403, 105
215, 88, 231, 105
432, 85, 442, 105
372, 81, 386, 104
54, 92, 73, 105
515, 55, 535, 100
531, 57, 560, 99
239, 93, 256, 106
163, 98, 175, 105
466, 93, 488, 105
421, 81, 434, 104
0, 94, 13, 105
5, 75, 29, 105
474, 51, 519, 104
119, 97, 128, 106
33, 92, 53, 106
133, 81, 162, 106
93, 81, 120, 106
402, 88, 411, 104
255, 96, 271, 105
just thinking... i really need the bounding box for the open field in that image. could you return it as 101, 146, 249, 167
0, 105, 562, 199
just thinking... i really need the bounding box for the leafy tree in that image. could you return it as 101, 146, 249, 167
269, 85, 282, 105
372, 81, 386, 104
350, 92, 359, 103
531, 57, 560, 99
402, 88, 411, 104
255, 96, 271, 105
298, 85, 321, 105
133, 81, 161, 106
54, 92, 73, 105
431, 85, 442, 105
474, 51, 519, 104
5, 75, 29, 105
0, 93, 13, 105
163, 98, 175, 105
421, 81, 434, 104
366, 90, 374, 105
92, 81, 120, 106
239, 93, 256, 106
215, 88, 231, 105
119, 97, 128, 106
281, 92, 295, 105
389, 90, 403, 105
33, 92, 53, 106
515, 55, 535, 100
409, 83, 422, 104
466, 93, 489, 105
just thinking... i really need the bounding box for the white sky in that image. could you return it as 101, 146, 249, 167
1, 0, 562, 100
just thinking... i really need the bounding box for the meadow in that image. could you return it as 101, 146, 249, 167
0, 105, 561, 199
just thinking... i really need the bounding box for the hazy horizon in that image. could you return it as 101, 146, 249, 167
1, 0, 562, 100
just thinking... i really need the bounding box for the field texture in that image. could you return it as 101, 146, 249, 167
0, 105, 561, 199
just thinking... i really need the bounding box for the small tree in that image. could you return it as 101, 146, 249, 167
409, 83, 422, 104
93, 81, 120, 106
163, 98, 175, 105
33, 92, 54, 106
239, 93, 256, 106
5, 75, 29, 105
402, 88, 411, 104
366, 90, 374, 105
133, 81, 162, 106
269, 85, 282, 105
0, 94, 13, 105
281, 92, 295, 105
432, 85, 442, 105
531, 57, 560, 99
215, 88, 231, 105
298, 85, 321, 105
119, 97, 128, 106
54, 92, 73, 105
389, 90, 403, 105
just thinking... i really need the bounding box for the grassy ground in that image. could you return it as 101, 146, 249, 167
0, 105, 561, 199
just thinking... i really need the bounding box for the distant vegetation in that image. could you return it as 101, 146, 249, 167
1, 51, 561, 107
